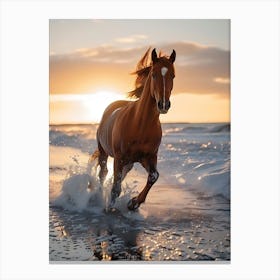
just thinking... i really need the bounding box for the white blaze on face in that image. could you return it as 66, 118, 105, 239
161, 67, 168, 77
161, 67, 168, 109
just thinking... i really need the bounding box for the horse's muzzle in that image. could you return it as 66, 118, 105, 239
157, 100, 171, 114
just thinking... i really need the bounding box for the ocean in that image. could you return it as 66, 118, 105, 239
49, 123, 230, 261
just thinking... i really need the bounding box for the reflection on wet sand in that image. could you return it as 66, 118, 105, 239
49, 192, 230, 262
49, 123, 230, 262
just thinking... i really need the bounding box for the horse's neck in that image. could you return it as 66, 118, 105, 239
134, 74, 160, 127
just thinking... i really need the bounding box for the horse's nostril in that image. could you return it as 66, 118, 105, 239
166, 100, 171, 110
158, 100, 163, 110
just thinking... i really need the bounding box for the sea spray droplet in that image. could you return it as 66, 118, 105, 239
52, 157, 145, 219
53, 170, 104, 212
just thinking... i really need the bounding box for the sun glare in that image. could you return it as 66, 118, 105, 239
50, 91, 128, 124
83, 91, 128, 122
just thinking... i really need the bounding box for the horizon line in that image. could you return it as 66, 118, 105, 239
49, 121, 230, 126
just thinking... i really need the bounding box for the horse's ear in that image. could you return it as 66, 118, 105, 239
151, 48, 158, 63
169, 49, 176, 63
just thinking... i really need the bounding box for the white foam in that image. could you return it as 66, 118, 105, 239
52, 172, 103, 212
197, 169, 230, 199
51, 161, 146, 219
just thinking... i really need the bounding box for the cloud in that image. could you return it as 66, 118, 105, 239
73, 48, 99, 57
115, 34, 148, 43
214, 77, 230, 84
56, 45, 142, 63
50, 42, 230, 96
149, 42, 230, 96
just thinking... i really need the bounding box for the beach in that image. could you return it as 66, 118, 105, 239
49, 123, 230, 261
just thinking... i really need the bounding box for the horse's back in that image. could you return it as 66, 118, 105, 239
97, 100, 131, 156
102, 100, 130, 118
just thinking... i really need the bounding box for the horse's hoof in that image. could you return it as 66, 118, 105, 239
104, 206, 118, 214
108, 200, 116, 211
127, 197, 140, 211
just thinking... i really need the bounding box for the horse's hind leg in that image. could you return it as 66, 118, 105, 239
97, 143, 108, 185
127, 156, 159, 211
110, 158, 125, 205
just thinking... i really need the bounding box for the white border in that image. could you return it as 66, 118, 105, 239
1, 1, 279, 279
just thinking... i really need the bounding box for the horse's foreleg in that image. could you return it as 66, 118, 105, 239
110, 158, 124, 205
121, 163, 133, 182
127, 157, 159, 211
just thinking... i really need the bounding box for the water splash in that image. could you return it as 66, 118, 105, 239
52, 158, 144, 219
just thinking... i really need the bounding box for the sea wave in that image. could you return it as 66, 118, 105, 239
163, 123, 230, 135
160, 124, 230, 199
208, 124, 230, 133
50, 123, 230, 200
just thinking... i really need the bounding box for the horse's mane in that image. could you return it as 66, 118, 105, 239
128, 47, 165, 99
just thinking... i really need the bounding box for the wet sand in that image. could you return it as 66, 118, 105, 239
49, 123, 230, 262
49, 167, 230, 262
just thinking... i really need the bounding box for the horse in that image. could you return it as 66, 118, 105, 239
90, 48, 176, 210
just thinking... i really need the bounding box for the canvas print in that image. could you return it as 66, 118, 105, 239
49, 19, 230, 262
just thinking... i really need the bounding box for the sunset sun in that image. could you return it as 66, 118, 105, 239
50, 90, 129, 124
83, 90, 128, 122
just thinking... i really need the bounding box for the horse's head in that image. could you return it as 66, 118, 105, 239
150, 48, 176, 114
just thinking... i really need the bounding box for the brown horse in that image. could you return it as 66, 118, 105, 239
90, 48, 176, 210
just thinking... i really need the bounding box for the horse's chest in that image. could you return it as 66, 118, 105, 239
112, 113, 162, 159
125, 135, 161, 156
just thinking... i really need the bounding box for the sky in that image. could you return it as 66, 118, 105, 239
49, 19, 230, 124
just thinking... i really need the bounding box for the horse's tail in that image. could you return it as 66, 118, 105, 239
87, 149, 100, 174
89, 149, 100, 164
